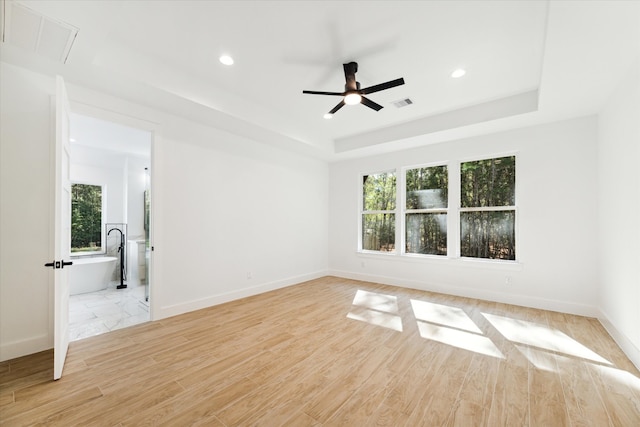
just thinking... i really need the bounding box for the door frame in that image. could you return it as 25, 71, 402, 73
68, 101, 158, 322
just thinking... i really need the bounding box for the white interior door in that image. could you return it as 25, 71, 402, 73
53, 75, 72, 380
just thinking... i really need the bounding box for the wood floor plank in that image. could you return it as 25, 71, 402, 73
486, 359, 530, 425
554, 354, 611, 427
1, 276, 639, 426
404, 345, 474, 426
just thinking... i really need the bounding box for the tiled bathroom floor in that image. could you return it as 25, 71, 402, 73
69, 282, 150, 342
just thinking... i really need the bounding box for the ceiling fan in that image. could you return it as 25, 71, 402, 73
303, 62, 405, 116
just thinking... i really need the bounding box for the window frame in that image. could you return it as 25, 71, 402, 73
401, 162, 450, 258
357, 152, 518, 265
70, 181, 107, 256
359, 169, 398, 254
458, 154, 517, 261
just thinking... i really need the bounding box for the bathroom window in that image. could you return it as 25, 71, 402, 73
71, 183, 105, 254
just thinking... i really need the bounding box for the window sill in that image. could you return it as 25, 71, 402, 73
356, 250, 523, 271
71, 251, 106, 258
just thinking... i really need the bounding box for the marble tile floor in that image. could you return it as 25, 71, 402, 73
69, 281, 149, 342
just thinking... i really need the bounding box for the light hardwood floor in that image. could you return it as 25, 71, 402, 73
2, 276, 639, 426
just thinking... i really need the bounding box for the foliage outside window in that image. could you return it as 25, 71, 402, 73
362, 171, 396, 252
405, 165, 448, 255
71, 183, 103, 253
460, 156, 516, 260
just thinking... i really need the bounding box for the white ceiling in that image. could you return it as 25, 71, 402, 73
70, 112, 151, 158
2, 1, 639, 160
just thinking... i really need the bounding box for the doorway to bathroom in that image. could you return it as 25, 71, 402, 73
67, 112, 153, 341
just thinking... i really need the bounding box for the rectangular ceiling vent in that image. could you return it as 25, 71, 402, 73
2, 0, 78, 63
392, 98, 413, 108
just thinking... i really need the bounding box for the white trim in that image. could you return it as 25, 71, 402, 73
0, 333, 51, 362
328, 269, 597, 317
449, 161, 461, 258
154, 270, 328, 320
597, 309, 640, 371
460, 206, 516, 212
356, 250, 523, 270
458, 150, 519, 164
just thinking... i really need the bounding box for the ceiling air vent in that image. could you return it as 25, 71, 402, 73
2, 1, 78, 63
392, 98, 413, 108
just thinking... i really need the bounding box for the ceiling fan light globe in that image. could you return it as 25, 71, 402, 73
219, 55, 234, 65
451, 68, 466, 78
344, 93, 362, 105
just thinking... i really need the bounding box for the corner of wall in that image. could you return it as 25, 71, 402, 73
598, 308, 640, 371
154, 270, 329, 321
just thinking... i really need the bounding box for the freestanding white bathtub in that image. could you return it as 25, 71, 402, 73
69, 256, 117, 295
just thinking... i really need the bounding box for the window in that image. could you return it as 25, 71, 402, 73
460, 156, 516, 260
361, 171, 396, 252
71, 183, 104, 253
405, 165, 448, 255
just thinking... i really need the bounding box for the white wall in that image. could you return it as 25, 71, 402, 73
597, 57, 640, 368
0, 63, 55, 360
126, 155, 149, 240
329, 116, 599, 315
152, 117, 329, 318
0, 62, 329, 360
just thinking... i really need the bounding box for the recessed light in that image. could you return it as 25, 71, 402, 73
451, 68, 466, 78
323, 113, 333, 119
219, 55, 234, 66
70, 138, 76, 142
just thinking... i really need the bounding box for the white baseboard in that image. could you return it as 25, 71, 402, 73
597, 309, 640, 371
328, 269, 599, 317
0, 333, 51, 362
155, 270, 328, 320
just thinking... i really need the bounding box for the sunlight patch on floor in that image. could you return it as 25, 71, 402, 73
352, 289, 399, 314
483, 313, 611, 365
411, 299, 482, 333
417, 321, 504, 359
516, 344, 558, 372
591, 363, 640, 393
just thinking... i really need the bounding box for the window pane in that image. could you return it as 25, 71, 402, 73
363, 172, 396, 211
461, 156, 515, 208
460, 211, 515, 260
362, 213, 395, 252
71, 184, 102, 252
406, 165, 448, 209
406, 213, 447, 255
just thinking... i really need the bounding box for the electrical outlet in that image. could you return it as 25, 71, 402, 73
247, 272, 253, 280
361, 261, 366, 268
505, 276, 513, 286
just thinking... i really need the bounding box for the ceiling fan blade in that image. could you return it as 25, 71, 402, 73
343, 62, 358, 91
303, 90, 345, 96
328, 100, 346, 115
361, 96, 383, 111
361, 77, 405, 95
